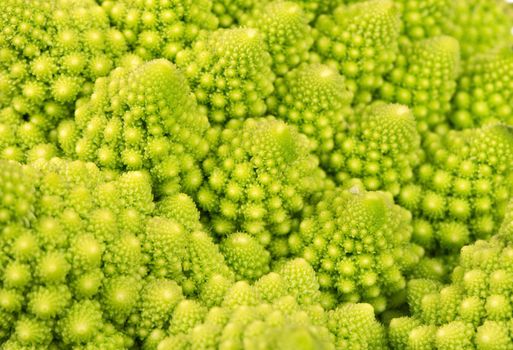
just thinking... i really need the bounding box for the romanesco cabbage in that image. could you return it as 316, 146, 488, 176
1, 0, 513, 349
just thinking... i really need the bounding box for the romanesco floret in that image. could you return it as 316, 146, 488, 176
288, 184, 421, 312
328, 303, 388, 349
270, 63, 353, 160
57, 59, 209, 196
380, 35, 461, 134
101, 0, 218, 61
312, 0, 401, 104
0, 158, 240, 347
0, 158, 152, 348
274, 258, 322, 306
159, 295, 335, 350
398, 124, 513, 254
158, 259, 388, 350
155, 193, 203, 232
144, 217, 234, 298
220, 232, 271, 281
242, 1, 313, 76
452, 45, 513, 128
176, 28, 275, 125
328, 103, 421, 195
135, 220, 235, 344
389, 226, 513, 350
0, 0, 127, 162
195, 117, 326, 253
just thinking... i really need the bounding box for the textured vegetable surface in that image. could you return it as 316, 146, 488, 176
1, 0, 513, 349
